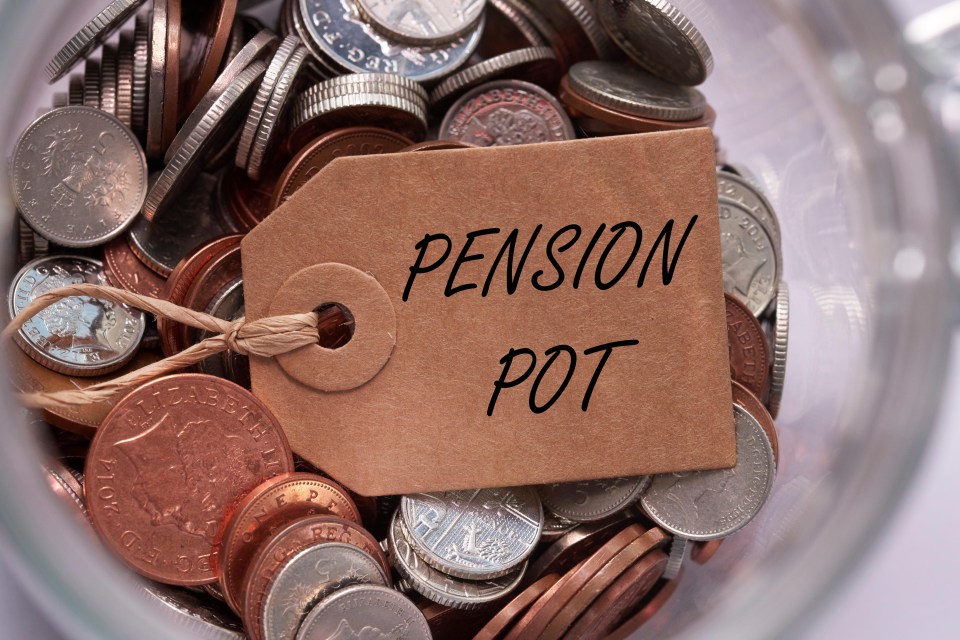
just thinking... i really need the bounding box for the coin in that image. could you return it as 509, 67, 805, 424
473, 573, 559, 640
527, 511, 635, 582
440, 80, 575, 146
481, 0, 547, 57
537, 477, 650, 523
141, 582, 246, 640
295, 584, 432, 640
83, 58, 101, 108
525, 0, 619, 64
99, 44, 119, 117
44, 461, 90, 527
178, 243, 242, 357
429, 47, 561, 109
271, 127, 413, 210
540, 511, 579, 542
103, 237, 166, 298
768, 282, 789, 419
717, 169, 782, 251
128, 172, 226, 277
400, 487, 543, 580
69, 74, 85, 106
116, 32, 135, 128
219, 473, 364, 613
662, 535, 686, 580
132, 12, 150, 140
8, 256, 145, 377
640, 404, 775, 541
12, 106, 148, 248
197, 277, 248, 383
262, 543, 389, 640
247, 46, 310, 180
726, 293, 770, 399
720, 196, 780, 316
296, 0, 483, 82
85, 374, 295, 585
567, 61, 707, 121
690, 538, 723, 565
45, 0, 148, 83
731, 382, 779, 467
147, 0, 183, 158
419, 602, 493, 640
596, 0, 713, 86
389, 511, 527, 610
180, 1, 239, 118
356, 0, 486, 46
218, 164, 280, 231
604, 571, 681, 640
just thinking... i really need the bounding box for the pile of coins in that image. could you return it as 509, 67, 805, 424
8, 0, 790, 638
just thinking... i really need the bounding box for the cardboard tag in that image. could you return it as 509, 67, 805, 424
242, 130, 734, 496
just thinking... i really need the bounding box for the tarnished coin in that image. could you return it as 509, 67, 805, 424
474, 573, 560, 640
12, 107, 148, 248
356, 0, 486, 45
262, 543, 389, 640
297, 0, 483, 82
419, 602, 492, 640
85, 374, 295, 585
179, 1, 239, 117
726, 293, 770, 399
640, 404, 775, 541
247, 46, 310, 180
720, 196, 780, 316
8, 256, 145, 377
295, 584, 431, 640
141, 582, 246, 640
440, 80, 575, 146
768, 282, 789, 419
389, 511, 527, 610
717, 169, 781, 250
525, 0, 619, 64
429, 46, 561, 109
103, 237, 166, 298
485, 0, 548, 54
116, 32, 135, 128
596, 0, 713, 86
567, 61, 707, 121
45, 0, 148, 82
605, 570, 681, 640
527, 511, 635, 582
175, 243, 241, 356
731, 382, 779, 466
218, 165, 280, 231
99, 44, 119, 117
537, 477, 650, 523
400, 487, 543, 580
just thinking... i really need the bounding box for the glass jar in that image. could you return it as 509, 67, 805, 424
0, 0, 955, 639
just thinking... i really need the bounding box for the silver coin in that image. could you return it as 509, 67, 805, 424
596, 0, 713, 86
356, 0, 486, 45
263, 542, 389, 640
399, 486, 542, 580
45, 0, 148, 83
640, 404, 775, 541
567, 61, 707, 122
540, 511, 579, 542
717, 169, 781, 250
117, 31, 135, 128
8, 256, 145, 377
389, 511, 526, 610
17, 218, 36, 267
663, 535, 686, 580
295, 584, 431, 640
440, 79, 576, 146
768, 282, 789, 419
537, 476, 650, 523
719, 197, 780, 316
12, 106, 148, 248
83, 58, 101, 109
300, 72, 429, 102
129, 173, 225, 277
131, 12, 150, 140
141, 582, 245, 640
99, 44, 119, 117
297, 0, 483, 82
292, 90, 428, 142
428, 46, 559, 108
69, 74, 85, 106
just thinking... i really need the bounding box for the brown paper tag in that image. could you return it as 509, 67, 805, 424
242, 130, 734, 496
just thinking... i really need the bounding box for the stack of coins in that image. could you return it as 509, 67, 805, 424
6, 1, 794, 638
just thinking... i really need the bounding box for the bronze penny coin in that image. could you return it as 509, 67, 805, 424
503, 559, 589, 640
539, 527, 669, 640
564, 549, 668, 640
178, 243, 242, 356
691, 538, 724, 565
240, 514, 386, 640
606, 571, 683, 640
218, 472, 362, 613
84, 374, 294, 586
221, 164, 282, 231
474, 573, 560, 640
527, 511, 635, 583
103, 237, 167, 298
270, 127, 413, 211
726, 293, 770, 399
731, 381, 780, 466
179, 1, 238, 120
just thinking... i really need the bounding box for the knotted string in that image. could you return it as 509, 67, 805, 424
4, 284, 322, 411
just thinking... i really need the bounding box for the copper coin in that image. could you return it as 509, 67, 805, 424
45, 463, 92, 529
240, 514, 386, 640
218, 472, 362, 613
502, 559, 589, 640
419, 603, 495, 640
726, 293, 770, 399
606, 571, 683, 640
179, 1, 238, 119
287, 104, 427, 156
103, 237, 167, 298
527, 510, 635, 583
474, 573, 560, 640
84, 374, 294, 586
539, 527, 668, 640
560, 75, 717, 134
148, 0, 182, 158
564, 549, 668, 640
178, 243, 242, 356
691, 538, 724, 565
402, 140, 474, 152
270, 127, 413, 211
221, 164, 282, 231
158, 235, 243, 356
46, 457, 85, 501
731, 380, 780, 466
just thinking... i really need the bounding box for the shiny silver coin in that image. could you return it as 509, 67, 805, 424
263, 542, 389, 640
537, 476, 650, 523
8, 256, 145, 377
300, 72, 429, 103
719, 196, 780, 316
99, 44, 119, 117
429, 46, 559, 108
45, 0, 148, 82
440, 79, 575, 146
129, 173, 225, 277
12, 106, 148, 248
567, 61, 707, 122
768, 282, 789, 419
295, 583, 431, 640
297, 0, 483, 82
389, 511, 526, 610
116, 31, 135, 128
663, 535, 687, 580
141, 582, 245, 640
596, 0, 713, 86
400, 486, 543, 580
83, 58, 102, 109
356, 0, 487, 45
131, 12, 150, 140
717, 169, 781, 250
640, 404, 775, 541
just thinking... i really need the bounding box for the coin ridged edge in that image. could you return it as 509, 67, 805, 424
567, 63, 708, 122
429, 46, 556, 106
297, 83, 428, 114
488, 0, 548, 47
45, 0, 146, 82
768, 283, 789, 419
557, 0, 619, 60
247, 47, 309, 179
131, 13, 150, 138
116, 32, 135, 127
292, 93, 427, 130
301, 73, 428, 102
100, 44, 119, 117
663, 536, 686, 580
